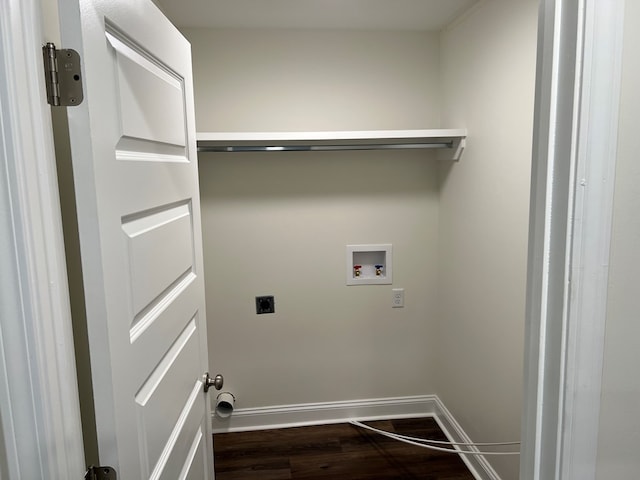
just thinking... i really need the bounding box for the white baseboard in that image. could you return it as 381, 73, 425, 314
432, 396, 503, 480
212, 394, 503, 480
212, 394, 438, 432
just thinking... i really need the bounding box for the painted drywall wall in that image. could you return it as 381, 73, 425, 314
182, 28, 441, 132
436, 1, 538, 478
187, 28, 445, 410
199, 151, 441, 407
596, 1, 640, 476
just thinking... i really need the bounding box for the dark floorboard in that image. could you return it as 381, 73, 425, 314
213, 418, 476, 479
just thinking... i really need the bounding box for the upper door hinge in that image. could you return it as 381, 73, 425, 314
85, 465, 117, 480
42, 42, 84, 106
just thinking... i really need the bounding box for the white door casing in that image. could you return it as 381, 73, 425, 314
0, 0, 85, 477
57, 0, 214, 478
521, 0, 625, 479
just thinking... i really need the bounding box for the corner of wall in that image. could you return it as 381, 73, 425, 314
434, 1, 539, 478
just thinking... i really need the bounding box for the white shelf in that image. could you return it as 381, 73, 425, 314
197, 129, 467, 161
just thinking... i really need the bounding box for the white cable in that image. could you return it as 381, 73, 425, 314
350, 421, 520, 456
373, 426, 520, 446
349, 421, 520, 456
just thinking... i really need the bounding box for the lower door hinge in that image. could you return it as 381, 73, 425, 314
85, 465, 117, 480
42, 42, 84, 106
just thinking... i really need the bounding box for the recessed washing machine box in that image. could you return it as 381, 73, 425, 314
346, 244, 392, 285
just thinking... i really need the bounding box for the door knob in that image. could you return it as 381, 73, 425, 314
203, 372, 224, 392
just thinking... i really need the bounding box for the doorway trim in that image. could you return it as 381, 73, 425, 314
521, 0, 625, 479
0, 0, 85, 477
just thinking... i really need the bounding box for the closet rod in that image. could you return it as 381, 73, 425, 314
197, 142, 453, 153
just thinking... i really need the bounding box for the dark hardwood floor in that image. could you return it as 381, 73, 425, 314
213, 417, 475, 479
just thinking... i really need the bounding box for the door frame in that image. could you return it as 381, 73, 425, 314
520, 1, 624, 478
0, 0, 85, 477
0, 0, 624, 479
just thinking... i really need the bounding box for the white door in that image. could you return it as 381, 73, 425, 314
57, 0, 214, 478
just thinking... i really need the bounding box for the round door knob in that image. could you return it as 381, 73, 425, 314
203, 372, 224, 392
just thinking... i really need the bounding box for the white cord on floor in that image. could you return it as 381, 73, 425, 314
349, 421, 521, 456
376, 427, 520, 446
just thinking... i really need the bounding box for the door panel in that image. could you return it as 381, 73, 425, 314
131, 280, 199, 373
136, 326, 201, 477
121, 202, 195, 317
181, 431, 206, 480
152, 385, 206, 480
107, 30, 187, 150
58, 0, 213, 478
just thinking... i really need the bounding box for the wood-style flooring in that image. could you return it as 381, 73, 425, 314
213, 417, 475, 479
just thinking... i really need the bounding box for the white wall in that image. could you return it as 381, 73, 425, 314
596, 0, 640, 476
183, 28, 441, 132
187, 28, 445, 410
186, 11, 539, 478
437, 1, 538, 478
199, 151, 441, 407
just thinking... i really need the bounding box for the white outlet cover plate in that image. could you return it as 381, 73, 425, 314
392, 288, 404, 307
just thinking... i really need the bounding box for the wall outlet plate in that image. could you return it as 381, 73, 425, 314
392, 288, 405, 308
256, 295, 275, 314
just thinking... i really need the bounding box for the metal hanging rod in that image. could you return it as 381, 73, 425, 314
197, 142, 453, 153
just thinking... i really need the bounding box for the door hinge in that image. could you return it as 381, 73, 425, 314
85, 465, 117, 480
42, 42, 84, 107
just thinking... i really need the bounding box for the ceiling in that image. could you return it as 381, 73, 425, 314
153, 0, 480, 31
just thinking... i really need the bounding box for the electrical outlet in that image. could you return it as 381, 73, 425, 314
392, 288, 404, 308
255, 295, 275, 314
